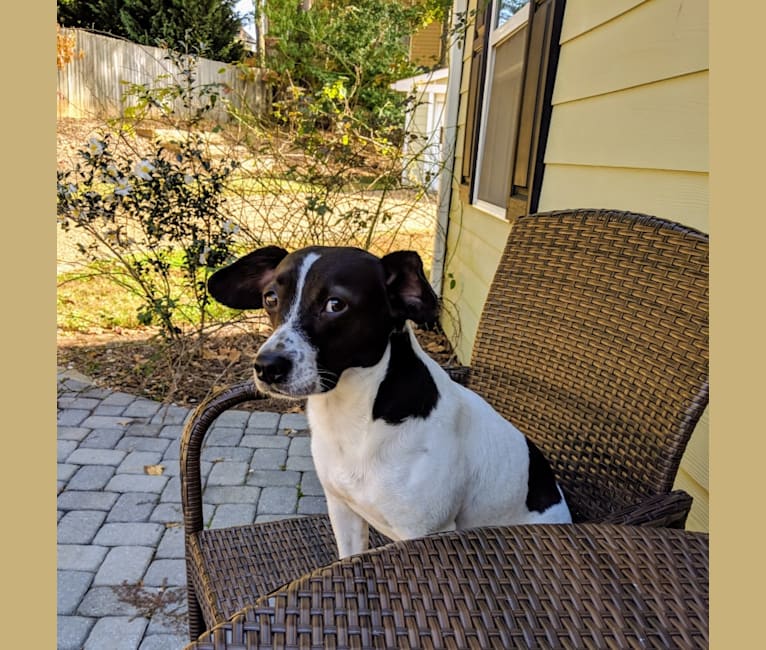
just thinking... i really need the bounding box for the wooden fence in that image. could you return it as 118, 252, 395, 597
57, 28, 265, 121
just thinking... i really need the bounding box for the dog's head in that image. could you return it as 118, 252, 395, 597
207, 246, 438, 398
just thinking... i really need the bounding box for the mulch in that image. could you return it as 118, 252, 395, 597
57, 321, 457, 413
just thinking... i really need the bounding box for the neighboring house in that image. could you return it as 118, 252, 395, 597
391, 68, 448, 192
436, 0, 708, 530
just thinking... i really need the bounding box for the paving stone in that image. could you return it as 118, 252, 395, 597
93, 404, 128, 416
58, 570, 94, 614
160, 476, 181, 503
58, 426, 91, 441
84, 616, 149, 650
81, 428, 125, 449
201, 446, 253, 462
57, 615, 95, 650
123, 399, 162, 418
57, 510, 109, 545
94, 522, 166, 547
58, 440, 78, 462
143, 559, 187, 587
105, 474, 169, 494
58, 490, 119, 512
143, 591, 187, 635
210, 504, 257, 528
246, 469, 301, 488
107, 493, 160, 523
68, 465, 116, 491
288, 437, 312, 456
125, 423, 164, 437
298, 496, 328, 515
58, 409, 91, 426
150, 405, 189, 425
161, 440, 180, 461
93, 546, 155, 586
299, 471, 325, 496
257, 487, 298, 515
155, 527, 184, 559
80, 414, 135, 429
101, 391, 137, 406
149, 503, 183, 524
67, 448, 127, 466
158, 424, 184, 439
279, 413, 309, 429
251, 447, 287, 470
206, 426, 244, 446
207, 461, 249, 486
247, 411, 281, 430
285, 455, 316, 472
204, 485, 261, 505
241, 434, 290, 449
58, 396, 101, 410
58, 544, 109, 572
58, 463, 78, 483
77, 586, 140, 617
215, 410, 251, 427
80, 387, 113, 399
139, 633, 188, 650
117, 450, 164, 474
255, 514, 300, 524
117, 436, 172, 453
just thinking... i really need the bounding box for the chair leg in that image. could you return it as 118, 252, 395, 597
186, 569, 205, 640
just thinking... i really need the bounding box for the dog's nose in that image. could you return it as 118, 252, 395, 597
254, 351, 292, 385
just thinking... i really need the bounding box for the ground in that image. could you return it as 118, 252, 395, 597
57, 118, 456, 412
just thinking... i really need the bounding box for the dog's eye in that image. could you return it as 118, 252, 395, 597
324, 297, 347, 314
263, 291, 278, 309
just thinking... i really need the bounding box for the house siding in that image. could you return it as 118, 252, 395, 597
410, 20, 444, 68
442, 0, 709, 531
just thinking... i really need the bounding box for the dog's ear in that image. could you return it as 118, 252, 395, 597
381, 251, 439, 325
208, 246, 288, 309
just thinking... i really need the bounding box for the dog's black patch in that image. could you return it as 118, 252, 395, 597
372, 330, 440, 424
525, 438, 563, 513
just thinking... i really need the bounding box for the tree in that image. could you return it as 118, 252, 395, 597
264, 0, 450, 131
57, 0, 245, 63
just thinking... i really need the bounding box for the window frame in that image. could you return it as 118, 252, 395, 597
459, 0, 566, 221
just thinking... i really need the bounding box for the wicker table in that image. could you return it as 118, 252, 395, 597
184, 523, 708, 649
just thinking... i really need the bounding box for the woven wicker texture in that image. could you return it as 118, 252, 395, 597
185, 523, 709, 650
182, 209, 709, 639
469, 210, 708, 522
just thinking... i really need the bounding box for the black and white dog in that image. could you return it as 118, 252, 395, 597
208, 246, 571, 558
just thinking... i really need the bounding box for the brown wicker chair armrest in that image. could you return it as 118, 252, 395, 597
591, 489, 693, 529
180, 381, 258, 536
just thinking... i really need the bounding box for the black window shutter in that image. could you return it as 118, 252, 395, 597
507, 0, 566, 218
459, 0, 492, 199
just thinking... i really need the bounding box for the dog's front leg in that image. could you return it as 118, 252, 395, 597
326, 495, 369, 559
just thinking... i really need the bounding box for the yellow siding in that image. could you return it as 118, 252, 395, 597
410, 20, 443, 68
539, 165, 708, 232
544, 71, 708, 173
554, 0, 707, 101
444, 0, 709, 530
537, 0, 709, 530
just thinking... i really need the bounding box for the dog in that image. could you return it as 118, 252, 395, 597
208, 245, 572, 558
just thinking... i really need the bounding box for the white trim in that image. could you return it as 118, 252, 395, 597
390, 68, 449, 92
491, 2, 530, 46
473, 199, 510, 223
430, 0, 467, 294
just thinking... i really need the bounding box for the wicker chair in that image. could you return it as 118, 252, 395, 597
181, 208, 708, 640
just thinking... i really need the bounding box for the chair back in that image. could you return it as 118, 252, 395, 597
469, 209, 708, 521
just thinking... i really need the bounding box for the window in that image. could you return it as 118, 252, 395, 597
460, 0, 565, 220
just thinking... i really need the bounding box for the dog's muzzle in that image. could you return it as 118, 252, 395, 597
254, 350, 293, 387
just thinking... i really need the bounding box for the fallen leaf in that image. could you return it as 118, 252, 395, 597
144, 464, 165, 476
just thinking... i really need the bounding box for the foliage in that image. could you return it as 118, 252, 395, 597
57, 93, 240, 339
263, 0, 450, 132
57, 0, 245, 62
57, 24, 84, 69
